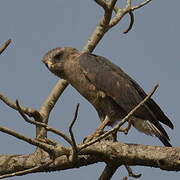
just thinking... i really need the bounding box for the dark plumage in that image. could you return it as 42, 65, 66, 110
42, 47, 173, 146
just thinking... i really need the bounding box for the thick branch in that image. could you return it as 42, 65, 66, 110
0, 142, 180, 178
37, 79, 68, 138
81, 142, 180, 171
39, 79, 68, 120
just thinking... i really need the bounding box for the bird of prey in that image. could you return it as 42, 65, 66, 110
42, 47, 173, 146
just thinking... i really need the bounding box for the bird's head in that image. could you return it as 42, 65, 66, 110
42, 47, 78, 77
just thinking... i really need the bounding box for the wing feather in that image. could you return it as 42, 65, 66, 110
79, 53, 173, 129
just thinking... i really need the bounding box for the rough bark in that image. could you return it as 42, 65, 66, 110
0, 142, 179, 178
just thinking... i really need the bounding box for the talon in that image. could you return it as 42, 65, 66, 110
118, 127, 129, 135
124, 129, 129, 135
83, 130, 103, 143
118, 119, 132, 135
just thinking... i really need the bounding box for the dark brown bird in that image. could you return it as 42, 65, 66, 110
42, 47, 173, 146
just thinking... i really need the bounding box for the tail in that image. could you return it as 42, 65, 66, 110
159, 137, 172, 147
146, 120, 172, 147
132, 117, 172, 147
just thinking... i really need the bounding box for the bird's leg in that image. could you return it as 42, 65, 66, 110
83, 115, 110, 142
118, 118, 132, 135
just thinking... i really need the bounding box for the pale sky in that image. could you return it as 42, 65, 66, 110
0, 0, 179, 179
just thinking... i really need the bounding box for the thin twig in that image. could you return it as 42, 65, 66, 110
131, 0, 152, 11
126, 0, 132, 8
108, 0, 118, 10
0, 39, 11, 55
0, 93, 39, 118
110, 0, 151, 29
16, 100, 73, 146
109, 0, 132, 28
0, 159, 53, 179
124, 165, 142, 178
94, 0, 108, 10
69, 103, 80, 161
80, 84, 159, 150
123, 11, 134, 34
0, 126, 54, 154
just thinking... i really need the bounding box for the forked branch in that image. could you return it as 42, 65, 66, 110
16, 100, 73, 146
83, 0, 152, 52
0, 93, 40, 118
0, 125, 54, 154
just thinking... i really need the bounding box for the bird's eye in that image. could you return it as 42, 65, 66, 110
53, 52, 63, 63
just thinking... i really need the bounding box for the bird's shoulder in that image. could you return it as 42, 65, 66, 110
78, 52, 173, 129
78, 52, 142, 108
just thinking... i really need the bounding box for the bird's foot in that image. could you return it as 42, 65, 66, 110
83, 130, 117, 143
118, 120, 132, 135
83, 130, 104, 143
118, 127, 129, 135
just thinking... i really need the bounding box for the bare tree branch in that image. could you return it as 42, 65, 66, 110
16, 100, 73, 146
131, 0, 152, 11
0, 142, 179, 179
0, 126, 54, 154
94, 0, 108, 10
80, 84, 159, 150
83, 0, 118, 52
109, 0, 132, 28
39, 79, 68, 120
108, 0, 118, 10
37, 79, 68, 138
124, 165, 141, 178
0, 39, 11, 55
0, 1, 171, 179
0, 93, 39, 118
98, 164, 119, 180
81, 142, 180, 171
0, 159, 53, 179
123, 11, 134, 34
37, 0, 152, 127
69, 104, 80, 161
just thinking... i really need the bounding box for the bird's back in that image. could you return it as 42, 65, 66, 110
78, 52, 173, 129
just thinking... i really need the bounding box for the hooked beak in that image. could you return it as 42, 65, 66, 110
43, 60, 55, 69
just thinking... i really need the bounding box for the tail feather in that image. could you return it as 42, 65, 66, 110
146, 120, 172, 147
159, 137, 172, 147
132, 117, 172, 147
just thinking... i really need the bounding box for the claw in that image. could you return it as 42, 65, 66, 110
118, 119, 132, 135
83, 130, 103, 143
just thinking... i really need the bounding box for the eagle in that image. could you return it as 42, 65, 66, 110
42, 47, 174, 146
